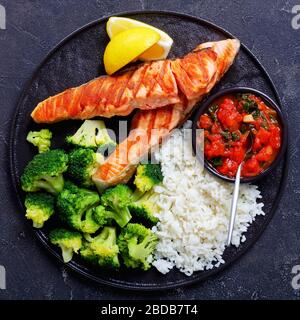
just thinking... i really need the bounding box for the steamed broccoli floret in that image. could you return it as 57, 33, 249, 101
129, 190, 160, 225
81, 206, 102, 234
49, 228, 82, 263
101, 184, 132, 227
66, 120, 116, 154
117, 223, 158, 270
24, 192, 55, 228
57, 181, 101, 233
26, 129, 52, 153
80, 227, 119, 268
92, 205, 131, 228
79, 241, 98, 265
67, 148, 104, 188
21, 149, 68, 194
133, 163, 163, 199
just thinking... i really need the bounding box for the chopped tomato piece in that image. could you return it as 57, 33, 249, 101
218, 158, 238, 177
253, 137, 262, 152
204, 140, 225, 159
269, 126, 281, 149
256, 145, 273, 162
217, 99, 243, 131
198, 114, 212, 129
256, 128, 271, 144
211, 123, 221, 134
207, 133, 222, 142
242, 156, 261, 176
230, 146, 246, 163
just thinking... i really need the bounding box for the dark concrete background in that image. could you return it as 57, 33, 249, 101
0, 0, 299, 300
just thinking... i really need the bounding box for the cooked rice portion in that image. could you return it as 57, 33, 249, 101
152, 124, 264, 276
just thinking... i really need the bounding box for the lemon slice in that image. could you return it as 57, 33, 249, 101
106, 17, 173, 60
104, 27, 160, 75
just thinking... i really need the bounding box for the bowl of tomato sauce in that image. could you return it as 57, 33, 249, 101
192, 87, 287, 183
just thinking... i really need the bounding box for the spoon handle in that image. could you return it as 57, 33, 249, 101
227, 163, 242, 246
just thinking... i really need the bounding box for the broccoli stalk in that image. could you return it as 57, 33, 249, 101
133, 163, 163, 200
21, 149, 68, 194
80, 227, 120, 268
24, 192, 55, 228
49, 228, 82, 263
66, 120, 116, 154
57, 181, 101, 234
26, 129, 52, 153
92, 205, 131, 228
101, 184, 133, 228
35, 175, 65, 194
67, 148, 104, 188
129, 190, 160, 225
117, 223, 158, 270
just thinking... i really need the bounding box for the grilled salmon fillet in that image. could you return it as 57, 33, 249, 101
31, 40, 236, 123
93, 39, 240, 190
32, 60, 180, 123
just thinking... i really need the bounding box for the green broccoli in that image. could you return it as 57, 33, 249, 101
101, 184, 132, 228
26, 129, 52, 153
81, 206, 102, 234
79, 241, 98, 265
67, 148, 104, 188
133, 163, 163, 199
66, 120, 116, 154
21, 149, 68, 194
118, 223, 158, 270
24, 192, 55, 228
57, 181, 101, 234
80, 227, 119, 268
92, 204, 131, 228
49, 228, 82, 263
129, 190, 160, 225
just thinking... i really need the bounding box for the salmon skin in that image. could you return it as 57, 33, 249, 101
93, 39, 241, 190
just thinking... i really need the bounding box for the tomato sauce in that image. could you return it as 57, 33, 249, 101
198, 93, 282, 178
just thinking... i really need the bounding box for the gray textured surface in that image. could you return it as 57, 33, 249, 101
0, 0, 299, 299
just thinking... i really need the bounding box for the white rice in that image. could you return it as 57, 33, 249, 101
151, 122, 264, 276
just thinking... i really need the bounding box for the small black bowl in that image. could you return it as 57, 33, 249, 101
192, 87, 288, 183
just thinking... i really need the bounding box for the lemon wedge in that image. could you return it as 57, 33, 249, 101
106, 17, 173, 61
103, 27, 160, 75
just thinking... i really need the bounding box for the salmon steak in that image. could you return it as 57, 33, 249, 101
32, 40, 238, 124
92, 39, 240, 190
32, 60, 179, 123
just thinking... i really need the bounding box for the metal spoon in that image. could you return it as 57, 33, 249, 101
226, 131, 253, 246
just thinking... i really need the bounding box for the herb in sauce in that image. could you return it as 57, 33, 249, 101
231, 132, 240, 141
221, 130, 231, 140
269, 114, 278, 124
211, 157, 223, 167
252, 109, 261, 119
208, 104, 219, 121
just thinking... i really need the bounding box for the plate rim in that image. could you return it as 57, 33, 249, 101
9, 9, 289, 291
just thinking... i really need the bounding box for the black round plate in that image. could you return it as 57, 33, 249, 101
10, 11, 288, 291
